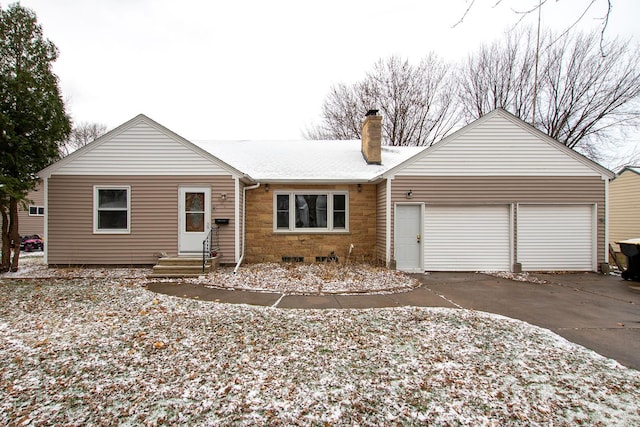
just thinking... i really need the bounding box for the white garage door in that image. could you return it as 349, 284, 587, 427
517, 204, 595, 271
424, 205, 511, 271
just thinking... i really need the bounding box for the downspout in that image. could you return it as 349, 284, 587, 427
234, 182, 260, 274
385, 177, 392, 267
603, 176, 609, 272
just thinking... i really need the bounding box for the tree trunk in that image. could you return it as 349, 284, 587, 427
0, 205, 10, 272
9, 197, 20, 272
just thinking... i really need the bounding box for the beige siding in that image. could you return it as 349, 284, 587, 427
47, 175, 236, 265
376, 182, 387, 263
610, 170, 640, 246
18, 184, 45, 237
398, 113, 602, 177
390, 176, 606, 266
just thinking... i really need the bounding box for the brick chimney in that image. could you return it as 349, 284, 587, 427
361, 109, 382, 165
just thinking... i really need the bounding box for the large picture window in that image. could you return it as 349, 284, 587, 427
94, 186, 130, 233
274, 192, 348, 232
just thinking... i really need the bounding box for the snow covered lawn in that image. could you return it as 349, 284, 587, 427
199, 262, 420, 294
1, 275, 639, 425
6, 255, 420, 295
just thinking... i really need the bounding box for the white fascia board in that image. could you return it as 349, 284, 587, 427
254, 178, 376, 184
381, 109, 614, 180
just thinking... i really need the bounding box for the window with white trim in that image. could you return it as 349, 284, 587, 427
274, 192, 348, 232
28, 206, 45, 216
94, 186, 130, 233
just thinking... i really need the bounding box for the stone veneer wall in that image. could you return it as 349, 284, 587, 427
244, 184, 377, 263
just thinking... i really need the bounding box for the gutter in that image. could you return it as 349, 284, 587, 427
234, 182, 261, 274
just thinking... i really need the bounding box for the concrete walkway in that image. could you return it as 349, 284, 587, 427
147, 272, 640, 371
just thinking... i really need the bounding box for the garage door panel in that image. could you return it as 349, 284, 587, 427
424, 205, 511, 271
518, 204, 594, 271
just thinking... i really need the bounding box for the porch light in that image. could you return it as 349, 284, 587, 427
265, 184, 270, 192
357, 184, 362, 192
220, 193, 227, 200
406, 190, 413, 199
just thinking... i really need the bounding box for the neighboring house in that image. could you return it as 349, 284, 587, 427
609, 166, 640, 249
37, 109, 614, 272
17, 181, 45, 237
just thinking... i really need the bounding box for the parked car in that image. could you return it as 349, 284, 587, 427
20, 235, 44, 252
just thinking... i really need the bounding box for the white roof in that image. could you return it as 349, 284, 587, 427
192, 140, 424, 182
618, 238, 640, 245
627, 167, 640, 174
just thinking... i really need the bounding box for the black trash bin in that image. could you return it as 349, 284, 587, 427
618, 239, 640, 281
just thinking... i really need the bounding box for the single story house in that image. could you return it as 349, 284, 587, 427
609, 166, 640, 249
37, 109, 614, 272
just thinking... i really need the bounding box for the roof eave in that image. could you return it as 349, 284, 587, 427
255, 178, 379, 185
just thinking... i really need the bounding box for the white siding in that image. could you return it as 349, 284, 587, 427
399, 113, 600, 177
55, 121, 232, 176
424, 205, 511, 271
517, 204, 595, 271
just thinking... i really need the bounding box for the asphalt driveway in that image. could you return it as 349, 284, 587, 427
414, 272, 640, 371
149, 271, 640, 370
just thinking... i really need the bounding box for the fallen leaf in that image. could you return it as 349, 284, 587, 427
34, 338, 49, 348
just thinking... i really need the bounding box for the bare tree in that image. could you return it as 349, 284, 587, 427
607, 141, 640, 172
458, 28, 539, 124
454, 0, 613, 50
59, 121, 107, 157
458, 27, 640, 161
306, 54, 460, 146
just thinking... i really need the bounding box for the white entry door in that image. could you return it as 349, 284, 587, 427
179, 186, 211, 254
395, 204, 423, 272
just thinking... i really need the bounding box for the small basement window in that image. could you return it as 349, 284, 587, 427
94, 186, 130, 233
274, 191, 348, 232
29, 206, 45, 216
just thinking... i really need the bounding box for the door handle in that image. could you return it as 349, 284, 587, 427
417, 234, 421, 243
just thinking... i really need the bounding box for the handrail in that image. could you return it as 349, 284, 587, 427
202, 226, 214, 273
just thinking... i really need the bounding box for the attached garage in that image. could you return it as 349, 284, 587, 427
424, 205, 511, 271
384, 109, 613, 273
517, 204, 595, 271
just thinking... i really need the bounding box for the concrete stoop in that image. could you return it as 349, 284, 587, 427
149, 256, 220, 278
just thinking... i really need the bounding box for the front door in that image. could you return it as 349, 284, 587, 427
179, 186, 211, 254
395, 204, 422, 272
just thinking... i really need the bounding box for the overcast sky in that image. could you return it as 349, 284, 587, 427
14, 0, 640, 143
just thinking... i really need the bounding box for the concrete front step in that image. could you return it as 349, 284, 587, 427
155, 256, 203, 266
150, 265, 211, 278
149, 256, 220, 278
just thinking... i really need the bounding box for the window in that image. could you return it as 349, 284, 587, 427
94, 186, 130, 233
28, 206, 45, 216
184, 192, 205, 232
274, 192, 348, 232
